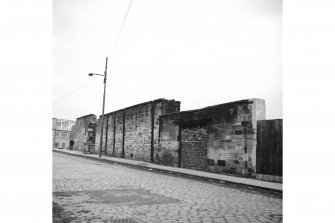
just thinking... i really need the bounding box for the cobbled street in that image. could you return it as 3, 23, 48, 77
53, 152, 282, 223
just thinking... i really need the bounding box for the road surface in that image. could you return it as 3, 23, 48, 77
53, 152, 282, 223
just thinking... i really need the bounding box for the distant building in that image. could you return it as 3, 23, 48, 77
52, 118, 76, 149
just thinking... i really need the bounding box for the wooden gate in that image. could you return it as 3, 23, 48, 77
256, 119, 283, 182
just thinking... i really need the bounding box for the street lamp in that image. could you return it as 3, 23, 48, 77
88, 57, 108, 158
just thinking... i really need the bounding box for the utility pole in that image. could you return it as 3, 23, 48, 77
99, 57, 108, 158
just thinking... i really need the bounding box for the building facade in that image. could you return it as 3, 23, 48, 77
52, 118, 76, 149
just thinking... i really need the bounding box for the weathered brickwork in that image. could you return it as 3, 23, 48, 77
71, 114, 97, 152
180, 126, 208, 171
158, 99, 266, 176
94, 99, 180, 162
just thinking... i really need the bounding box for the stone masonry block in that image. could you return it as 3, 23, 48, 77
232, 122, 242, 126
235, 146, 244, 153
246, 139, 256, 146
247, 146, 254, 154
246, 134, 256, 139
247, 161, 253, 169
237, 139, 245, 146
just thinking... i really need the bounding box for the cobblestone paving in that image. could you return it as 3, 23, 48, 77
53, 152, 282, 223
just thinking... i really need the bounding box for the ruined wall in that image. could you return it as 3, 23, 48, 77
114, 111, 124, 157
124, 103, 152, 161
94, 115, 108, 155
94, 99, 180, 162
106, 115, 114, 156
153, 100, 180, 163
158, 99, 266, 176
71, 114, 97, 151
156, 116, 179, 166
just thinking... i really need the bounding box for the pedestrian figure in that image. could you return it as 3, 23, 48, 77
70, 139, 74, 150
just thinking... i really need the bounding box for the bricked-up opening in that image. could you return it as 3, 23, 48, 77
217, 160, 226, 167
180, 125, 208, 171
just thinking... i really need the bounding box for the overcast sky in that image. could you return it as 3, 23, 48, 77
53, 0, 282, 120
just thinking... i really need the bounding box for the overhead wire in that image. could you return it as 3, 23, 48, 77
111, 0, 134, 55
53, 78, 99, 103
53, 0, 134, 104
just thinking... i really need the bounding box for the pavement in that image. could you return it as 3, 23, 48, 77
53, 149, 282, 192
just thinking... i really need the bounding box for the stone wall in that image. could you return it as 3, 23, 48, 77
124, 103, 152, 161
71, 114, 97, 152
153, 100, 180, 162
94, 115, 108, 155
106, 115, 114, 156
114, 110, 124, 158
155, 115, 179, 165
158, 99, 266, 176
95, 99, 180, 162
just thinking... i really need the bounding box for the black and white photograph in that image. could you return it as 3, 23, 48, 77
3, 0, 335, 223
52, 0, 282, 222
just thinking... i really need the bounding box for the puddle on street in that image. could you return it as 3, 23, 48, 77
53, 188, 179, 207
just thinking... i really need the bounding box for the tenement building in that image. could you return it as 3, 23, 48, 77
52, 118, 76, 149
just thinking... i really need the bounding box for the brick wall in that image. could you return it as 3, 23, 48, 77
71, 114, 97, 152
158, 99, 266, 176
180, 125, 208, 171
